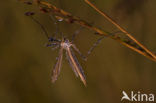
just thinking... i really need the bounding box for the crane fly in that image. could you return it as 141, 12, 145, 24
25, 12, 105, 86
48, 38, 87, 86
25, 12, 87, 86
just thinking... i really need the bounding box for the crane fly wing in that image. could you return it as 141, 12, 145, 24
51, 46, 63, 83
66, 49, 79, 77
66, 48, 86, 86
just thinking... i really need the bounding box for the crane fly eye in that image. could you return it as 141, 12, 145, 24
64, 39, 69, 43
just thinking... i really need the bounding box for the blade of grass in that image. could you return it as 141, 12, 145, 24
84, 0, 156, 61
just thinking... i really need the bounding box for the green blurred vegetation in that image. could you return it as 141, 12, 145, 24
0, 0, 156, 103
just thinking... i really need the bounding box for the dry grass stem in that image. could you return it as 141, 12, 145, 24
21, 0, 156, 62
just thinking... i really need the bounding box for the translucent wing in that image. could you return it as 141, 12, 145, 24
66, 49, 79, 77
51, 46, 63, 83
66, 48, 86, 86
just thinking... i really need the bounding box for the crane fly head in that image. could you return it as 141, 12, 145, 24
61, 38, 72, 49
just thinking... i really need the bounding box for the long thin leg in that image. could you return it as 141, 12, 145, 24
72, 36, 104, 60
25, 12, 58, 42
30, 16, 50, 39
72, 36, 104, 61
71, 27, 83, 43
46, 43, 58, 47
45, 43, 60, 51
85, 31, 121, 58
87, 36, 104, 56
51, 45, 60, 50
49, 14, 61, 38
72, 31, 119, 60
72, 44, 87, 61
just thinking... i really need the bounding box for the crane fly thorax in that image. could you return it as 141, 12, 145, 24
61, 39, 72, 49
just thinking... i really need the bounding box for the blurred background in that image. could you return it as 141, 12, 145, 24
0, 0, 156, 103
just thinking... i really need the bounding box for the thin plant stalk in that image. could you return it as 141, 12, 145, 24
21, 0, 156, 62
84, 0, 156, 61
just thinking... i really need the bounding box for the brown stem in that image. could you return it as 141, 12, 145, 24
85, 0, 156, 61
21, 0, 156, 62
